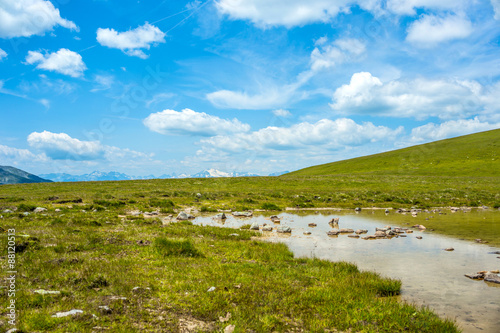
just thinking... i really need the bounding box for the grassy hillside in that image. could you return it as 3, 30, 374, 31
0, 165, 52, 185
286, 129, 500, 177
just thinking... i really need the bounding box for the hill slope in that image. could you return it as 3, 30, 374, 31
0, 166, 52, 185
286, 129, 500, 177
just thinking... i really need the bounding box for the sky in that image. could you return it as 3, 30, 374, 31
0, 0, 499, 177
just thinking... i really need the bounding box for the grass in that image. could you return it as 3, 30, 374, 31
0, 197, 459, 332
287, 128, 500, 177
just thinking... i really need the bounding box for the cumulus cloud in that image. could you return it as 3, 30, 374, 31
215, 0, 382, 28
310, 38, 366, 71
96, 23, 165, 59
0, 144, 47, 162
0, 0, 77, 38
200, 118, 403, 152
143, 108, 250, 136
28, 131, 105, 160
330, 72, 483, 120
25, 48, 86, 77
407, 14, 472, 47
0, 48, 7, 60
27, 131, 151, 161
409, 118, 500, 143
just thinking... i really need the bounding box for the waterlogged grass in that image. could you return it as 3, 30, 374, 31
0, 204, 458, 332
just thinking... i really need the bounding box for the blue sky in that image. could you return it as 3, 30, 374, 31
1, 0, 499, 176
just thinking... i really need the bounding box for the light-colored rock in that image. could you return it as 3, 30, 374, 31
348, 235, 359, 238
34, 207, 47, 213
355, 207, 361, 212
132, 287, 151, 294
224, 324, 236, 333
327, 230, 340, 236
219, 312, 231, 323
362, 235, 377, 240
270, 215, 280, 223
3, 209, 13, 213
406, 230, 413, 234
52, 309, 83, 318
228, 233, 239, 237
308, 223, 317, 227
277, 225, 292, 233
376, 227, 389, 232
465, 273, 484, 279
375, 230, 386, 237
250, 222, 260, 230
484, 272, 500, 284
355, 229, 368, 234
339, 228, 354, 233
303, 231, 311, 235
176, 212, 189, 220
232, 211, 253, 217
262, 225, 273, 231
34, 289, 60, 295
207, 286, 216, 292
55, 208, 61, 212
99, 305, 112, 314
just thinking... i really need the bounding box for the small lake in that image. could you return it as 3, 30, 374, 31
193, 210, 500, 333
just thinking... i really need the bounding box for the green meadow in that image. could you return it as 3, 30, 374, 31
1, 129, 499, 331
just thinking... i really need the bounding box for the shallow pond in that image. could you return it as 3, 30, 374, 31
194, 210, 500, 333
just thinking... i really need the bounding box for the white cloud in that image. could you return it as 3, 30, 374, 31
90, 75, 114, 92
492, 0, 500, 20
310, 38, 366, 71
27, 131, 151, 161
407, 14, 472, 47
28, 131, 105, 160
25, 48, 86, 77
96, 23, 165, 59
409, 118, 500, 143
215, 0, 381, 28
200, 118, 403, 152
143, 108, 251, 136
206, 83, 307, 110
0, 144, 47, 162
0, 0, 77, 38
272, 109, 292, 117
0, 48, 7, 60
330, 72, 483, 120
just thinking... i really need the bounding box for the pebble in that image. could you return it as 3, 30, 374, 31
52, 309, 83, 318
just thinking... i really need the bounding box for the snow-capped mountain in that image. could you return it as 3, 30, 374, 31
39, 169, 271, 182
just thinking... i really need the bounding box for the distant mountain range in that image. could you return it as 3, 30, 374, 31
0, 166, 52, 185
39, 168, 290, 182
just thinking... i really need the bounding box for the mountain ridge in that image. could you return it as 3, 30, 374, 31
0, 166, 52, 185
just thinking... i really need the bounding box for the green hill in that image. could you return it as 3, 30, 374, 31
0, 165, 52, 185
286, 129, 500, 177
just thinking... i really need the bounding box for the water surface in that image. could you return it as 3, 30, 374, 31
194, 211, 500, 333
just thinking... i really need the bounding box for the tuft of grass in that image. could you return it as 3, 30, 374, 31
260, 202, 281, 211
153, 237, 203, 257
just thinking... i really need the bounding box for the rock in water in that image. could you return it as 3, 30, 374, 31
484, 272, 500, 284
232, 211, 253, 217
339, 228, 354, 233
262, 225, 273, 231
250, 222, 260, 230
464, 273, 484, 280
215, 213, 227, 219
327, 230, 340, 236
375, 231, 386, 237
444, 248, 454, 251
355, 229, 368, 234
176, 212, 189, 220
277, 226, 292, 233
